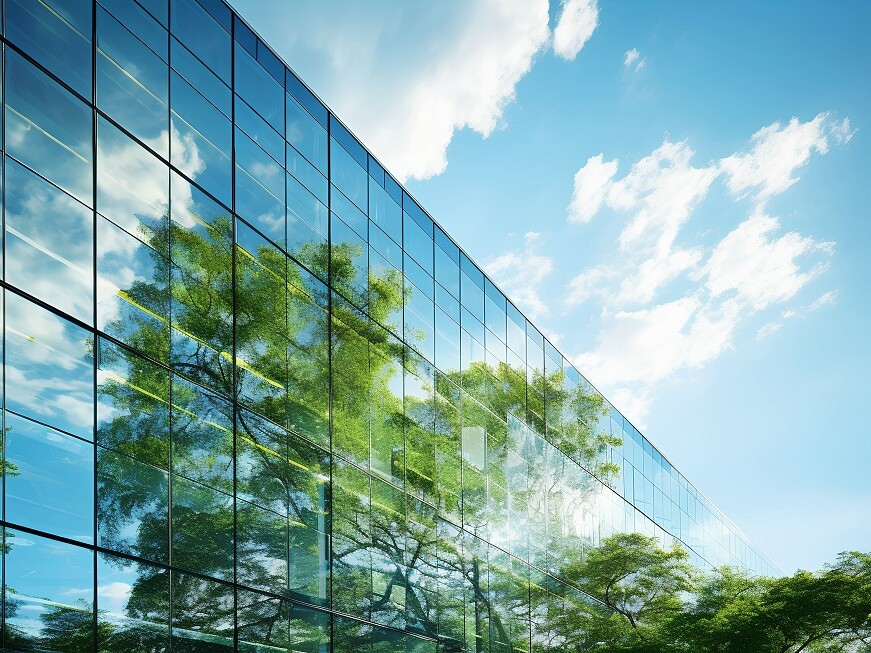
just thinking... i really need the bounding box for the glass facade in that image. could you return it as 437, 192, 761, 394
0, 1, 776, 651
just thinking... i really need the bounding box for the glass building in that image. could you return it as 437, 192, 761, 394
0, 1, 776, 651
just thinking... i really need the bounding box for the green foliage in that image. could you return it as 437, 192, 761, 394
551, 534, 871, 653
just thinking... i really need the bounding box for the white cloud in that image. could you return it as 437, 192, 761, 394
607, 386, 652, 431
808, 289, 838, 310
719, 113, 831, 205
553, 0, 600, 61
565, 263, 619, 307
623, 48, 646, 72
611, 140, 719, 253
756, 322, 782, 341
98, 582, 133, 614
615, 247, 704, 305
486, 231, 554, 320
239, 1, 553, 181
701, 212, 830, 310
566, 154, 619, 223
829, 117, 856, 144
564, 114, 849, 423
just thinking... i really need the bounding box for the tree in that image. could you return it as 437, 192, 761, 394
550, 533, 871, 653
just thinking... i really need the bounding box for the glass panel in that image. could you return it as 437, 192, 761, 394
403, 213, 433, 274
238, 591, 290, 653
288, 144, 329, 206
102, 0, 168, 59
97, 117, 170, 250
287, 172, 328, 258
287, 267, 330, 447
235, 42, 284, 133
235, 95, 284, 163
96, 337, 170, 469
170, 70, 232, 208
98, 553, 170, 651
4, 412, 94, 543
5, 49, 93, 204
171, 475, 234, 581
170, 0, 230, 80
3, 530, 94, 651
237, 499, 288, 595
235, 130, 286, 248
171, 36, 231, 118
287, 94, 327, 175
171, 376, 233, 493
235, 220, 288, 423
4, 292, 95, 439
169, 172, 234, 393
170, 571, 235, 652
331, 138, 367, 213
96, 215, 171, 360
96, 5, 169, 152
5, 0, 92, 97
97, 447, 169, 562
369, 177, 401, 245
4, 158, 94, 323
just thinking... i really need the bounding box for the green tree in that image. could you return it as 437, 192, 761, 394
550, 533, 871, 653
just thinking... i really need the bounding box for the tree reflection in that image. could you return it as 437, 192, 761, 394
4, 209, 621, 652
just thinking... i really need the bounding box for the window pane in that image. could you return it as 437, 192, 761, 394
4, 412, 94, 543
171, 36, 231, 117
4, 158, 94, 323
170, 71, 232, 208
287, 173, 328, 258
5, 49, 93, 204
237, 499, 288, 595
170, 0, 230, 80
287, 94, 327, 175
96, 216, 171, 360
98, 553, 170, 652
97, 337, 170, 468
235, 42, 284, 134
171, 376, 233, 493
238, 591, 290, 653
98, 447, 169, 562
170, 571, 235, 653
171, 475, 234, 581
3, 530, 94, 651
235, 130, 285, 247
4, 292, 95, 439
97, 116, 170, 250
169, 172, 234, 393
5, 0, 92, 97
331, 138, 367, 213
96, 5, 169, 152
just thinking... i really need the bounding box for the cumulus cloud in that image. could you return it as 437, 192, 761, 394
564, 113, 850, 422
486, 231, 555, 321
701, 212, 830, 309
566, 154, 619, 224
235, 1, 555, 181
720, 113, 832, 205
553, 0, 599, 61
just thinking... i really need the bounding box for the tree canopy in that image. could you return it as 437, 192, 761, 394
555, 534, 871, 653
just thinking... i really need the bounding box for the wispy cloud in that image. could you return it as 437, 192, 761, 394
563, 113, 850, 424
623, 47, 646, 72
553, 0, 600, 61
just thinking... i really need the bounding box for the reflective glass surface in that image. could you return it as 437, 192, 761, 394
0, 6, 777, 653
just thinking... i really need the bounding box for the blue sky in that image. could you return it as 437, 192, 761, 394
228, 0, 871, 573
